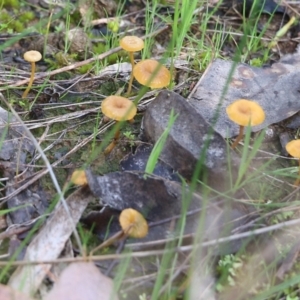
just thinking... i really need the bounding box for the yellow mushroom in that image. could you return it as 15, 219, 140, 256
226, 99, 265, 149
120, 36, 144, 94
286, 140, 300, 186
101, 96, 137, 154
22, 50, 42, 99
133, 59, 171, 89
70, 170, 88, 186
119, 208, 148, 238
89, 207, 148, 255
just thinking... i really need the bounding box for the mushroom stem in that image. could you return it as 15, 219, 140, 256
231, 125, 244, 149
294, 158, 300, 186
22, 62, 36, 99
104, 140, 117, 155
126, 52, 135, 95
129, 51, 135, 69
90, 230, 125, 256
104, 126, 120, 155
90, 223, 135, 255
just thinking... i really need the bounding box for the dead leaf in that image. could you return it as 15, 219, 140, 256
45, 262, 119, 300
0, 284, 34, 300
8, 187, 94, 295
188, 53, 300, 138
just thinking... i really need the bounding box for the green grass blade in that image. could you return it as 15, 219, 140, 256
145, 109, 178, 174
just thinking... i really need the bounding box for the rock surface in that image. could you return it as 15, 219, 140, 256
85, 170, 254, 253
120, 144, 180, 181
188, 54, 300, 138
141, 90, 239, 190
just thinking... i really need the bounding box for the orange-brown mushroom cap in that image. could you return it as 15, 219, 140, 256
119, 208, 148, 238
23, 50, 42, 63
133, 59, 171, 89
120, 36, 144, 52
70, 170, 88, 186
286, 140, 300, 158
226, 99, 265, 127
101, 96, 137, 121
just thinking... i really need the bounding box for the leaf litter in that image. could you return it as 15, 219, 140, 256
0, 0, 300, 299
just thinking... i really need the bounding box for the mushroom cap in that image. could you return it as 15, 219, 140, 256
133, 59, 171, 89
226, 99, 265, 126
101, 96, 137, 121
120, 36, 144, 52
23, 50, 42, 63
70, 170, 88, 186
286, 140, 300, 158
119, 208, 148, 238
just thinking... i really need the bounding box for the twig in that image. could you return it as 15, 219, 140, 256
0, 214, 300, 267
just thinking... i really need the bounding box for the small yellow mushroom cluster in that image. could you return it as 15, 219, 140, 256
120, 36, 170, 94
97, 36, 171, 155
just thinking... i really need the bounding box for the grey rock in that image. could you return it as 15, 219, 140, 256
86, 170, 254, 253
120, 144, 180, 182
141, 90, 239, 190
188, 57, 300, 138
279, 132, 292, 157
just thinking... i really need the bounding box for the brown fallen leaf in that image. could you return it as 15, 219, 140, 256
45, 262, 119, 300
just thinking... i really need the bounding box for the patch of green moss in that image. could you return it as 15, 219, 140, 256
107, 53, 119, 64
70, 10, 82, 25
0, 10, 10, 23
77, 63, 93, 74
12, 20, 23, 32
107, 20, 119, 33
97, 80, 121, 96
93, 43, 106, 55
0, 9, 35, 33
1, 0, 20, 9
53, 52, 76, 67
19, 11, 35, 23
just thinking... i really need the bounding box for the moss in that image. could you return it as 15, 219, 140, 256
19, 11, 35, 23
93, 43, 106, 55
12, 20, 23, 32
70, 10, 83, 25
107, 53, 119, 64
77, 64, 93, 74
1, 0, 20, 9
107, 20, 119, 33
0, 10, 11, 23
54, 52, 74, 67
0, 9, 35, 33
